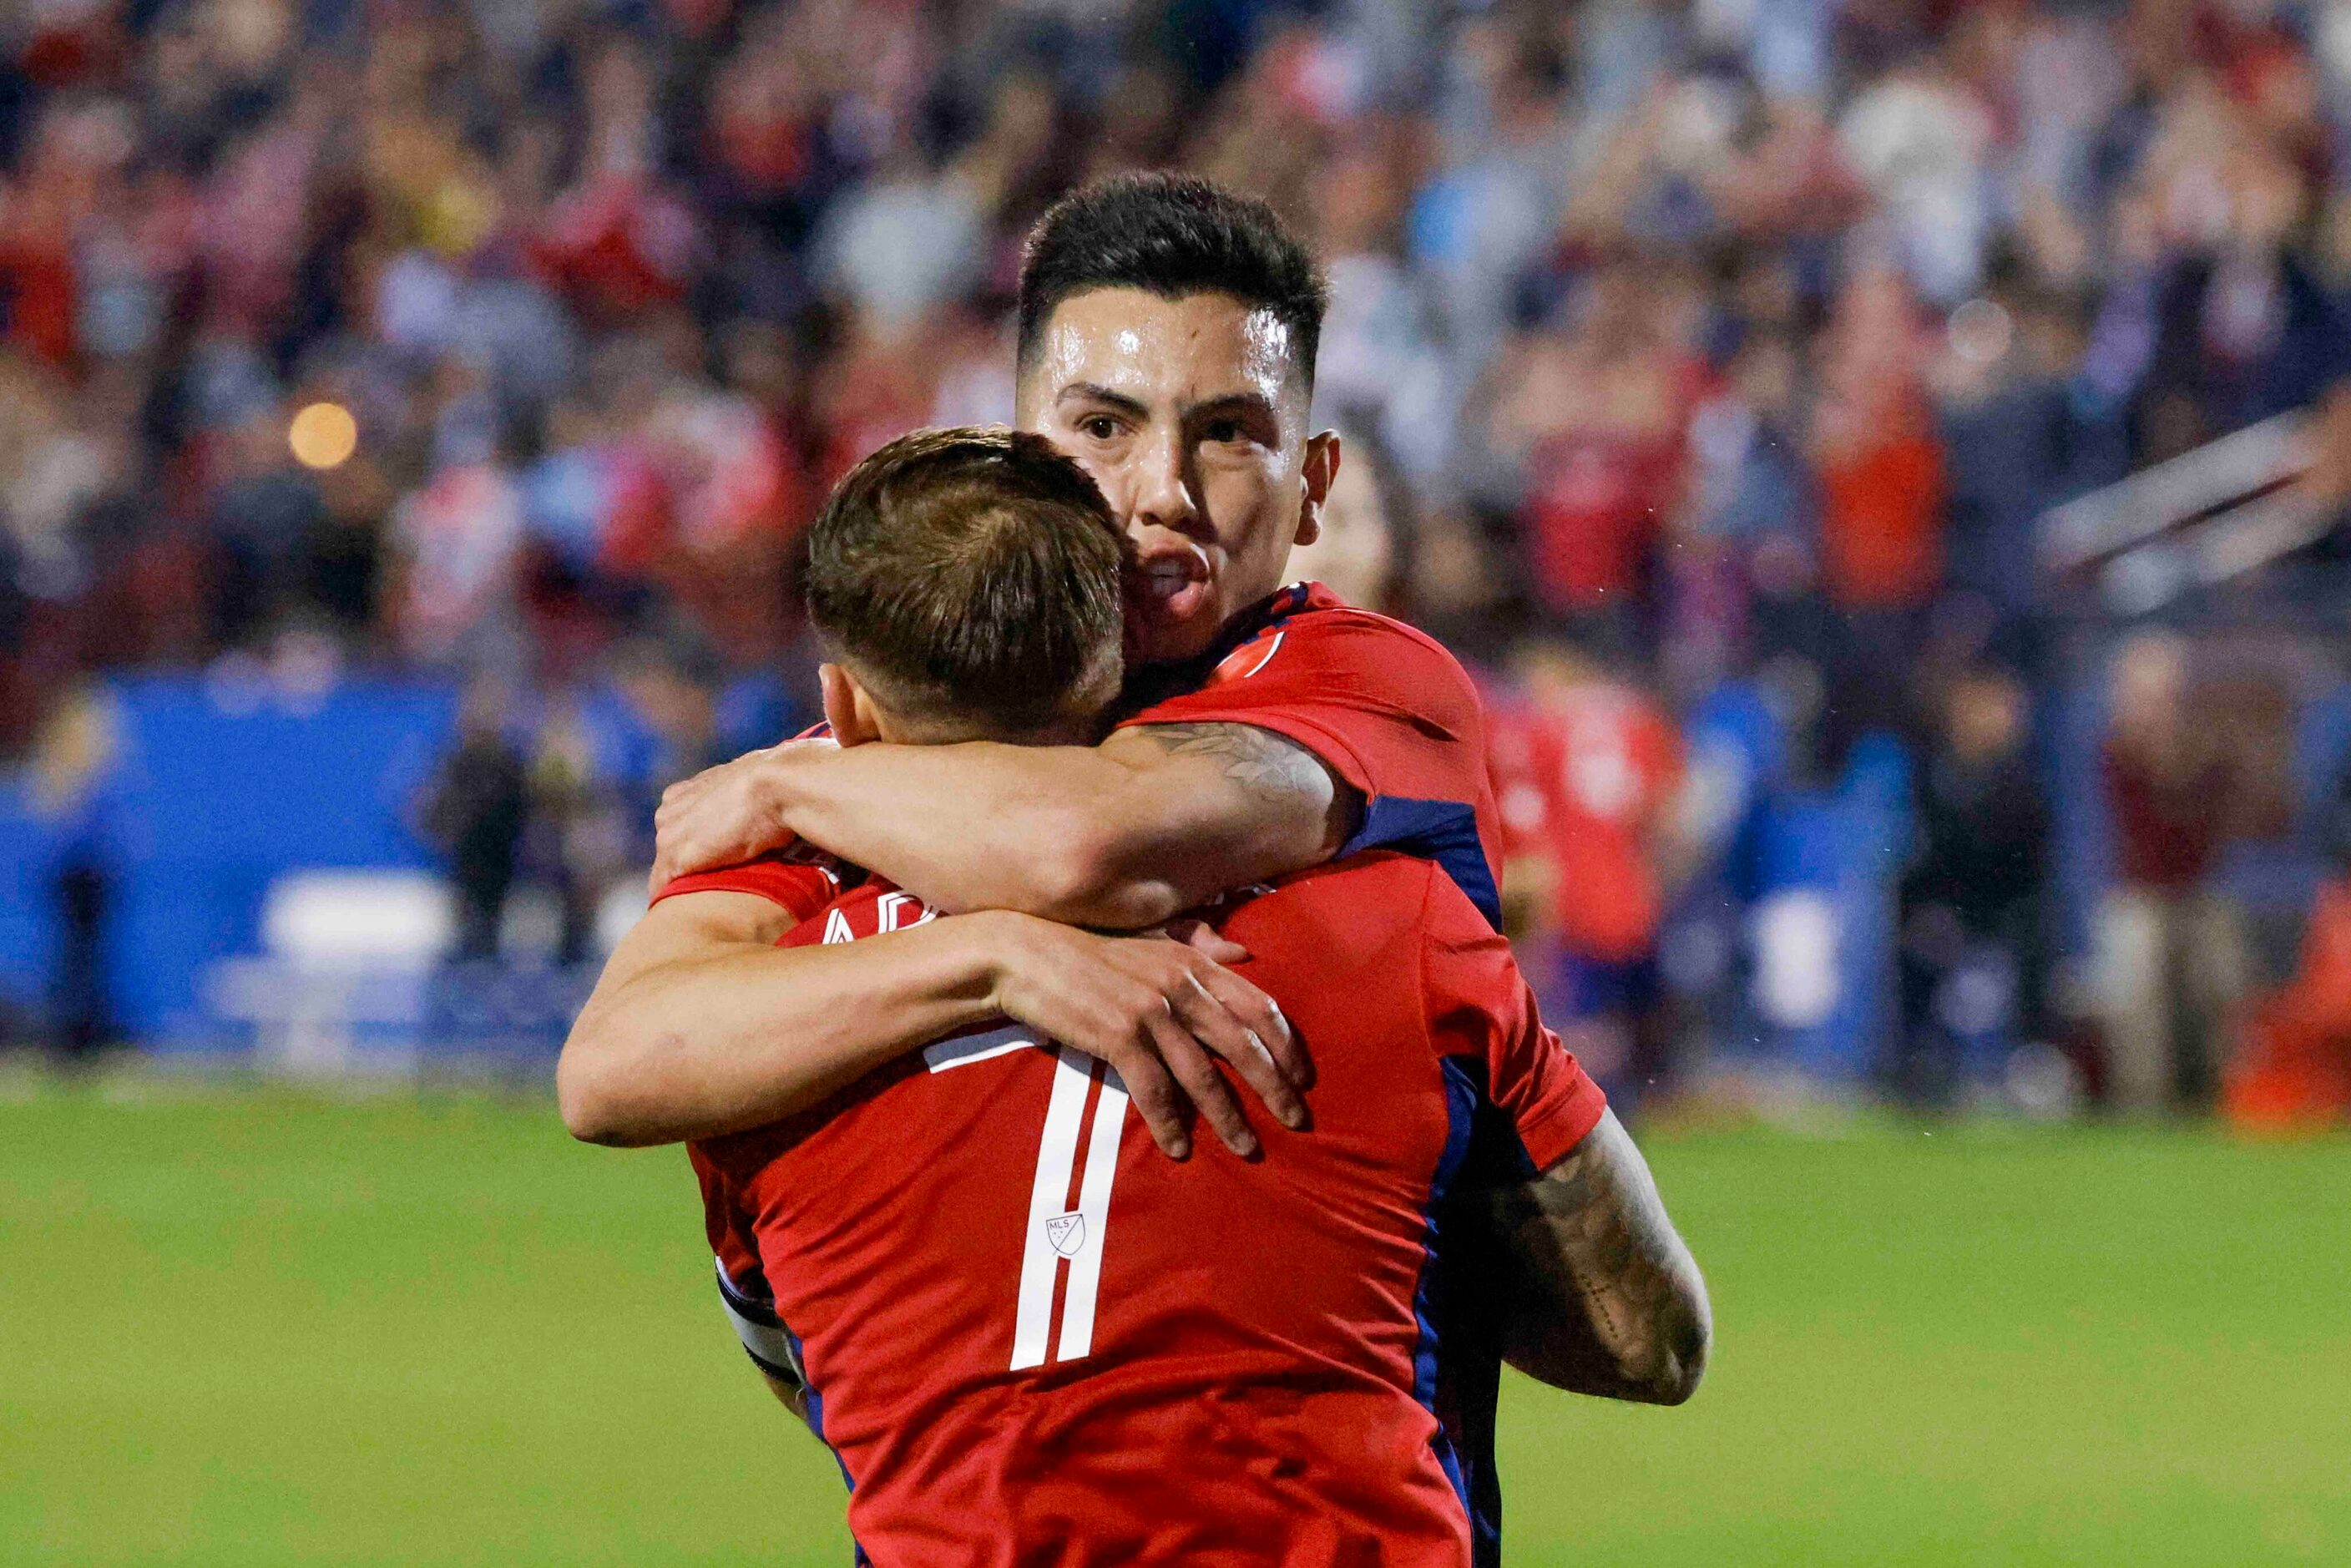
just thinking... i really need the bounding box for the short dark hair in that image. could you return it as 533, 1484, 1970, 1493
804, 427, 1125, 741
1016, 173, 1327, 393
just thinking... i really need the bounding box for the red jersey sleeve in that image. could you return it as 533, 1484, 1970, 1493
689, 1142, 806, 1385
1415, 862, 1608, 1172
1119, 587, 1504, 924
648, 722, 857, 923
649, 847, 857, 925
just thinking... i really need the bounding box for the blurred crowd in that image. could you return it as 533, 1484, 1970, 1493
13, 0, 2351, 1117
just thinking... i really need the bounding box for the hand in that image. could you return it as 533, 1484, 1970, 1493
649, 740, 832, 896
982, 913, 1309, 1161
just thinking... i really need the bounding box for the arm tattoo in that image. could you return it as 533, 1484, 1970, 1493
1132, 721, 1338, 808
1480, 1110, 1711, 1404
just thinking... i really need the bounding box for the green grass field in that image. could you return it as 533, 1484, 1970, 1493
4, 1080, 2347, 1566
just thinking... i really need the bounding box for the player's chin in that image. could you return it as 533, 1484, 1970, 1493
1124, 601, 1224, 668
1121, 582, 1225, 667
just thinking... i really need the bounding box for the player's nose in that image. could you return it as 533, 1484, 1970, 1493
1125, 427, 1200, 535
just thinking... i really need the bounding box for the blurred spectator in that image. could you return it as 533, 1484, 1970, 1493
26, 679, 119, 1059
422, 680, 528, 963
2095, 635, 2252, 1112
2226, 751, 2351, 1130
1896, 660, 2050, 1105
1489, 637, 1696, 1105
1812, 260, 1948, 760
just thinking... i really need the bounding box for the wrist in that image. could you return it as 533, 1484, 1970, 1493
958, 908, 1039, 1015
757, 742, 824, 837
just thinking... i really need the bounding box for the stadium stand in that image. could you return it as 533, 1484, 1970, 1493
7, 0, 2351, 1122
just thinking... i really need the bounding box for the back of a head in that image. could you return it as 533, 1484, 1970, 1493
804, 427, 1125, 744
1015, 173, 1327, 392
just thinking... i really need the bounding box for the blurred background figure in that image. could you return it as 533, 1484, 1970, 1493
2095, 635, 2252, 1113
1489, 636, 1698, 1110
421, 680, 528, 964
1897, 659, 2050, 1107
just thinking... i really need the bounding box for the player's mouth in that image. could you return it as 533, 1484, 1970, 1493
1129, 549, 1213, 625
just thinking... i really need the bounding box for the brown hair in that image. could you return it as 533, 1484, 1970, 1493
804, 427, 1125, 741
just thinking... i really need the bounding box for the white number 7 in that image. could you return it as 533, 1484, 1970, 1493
1009, 1047, 1130, 1370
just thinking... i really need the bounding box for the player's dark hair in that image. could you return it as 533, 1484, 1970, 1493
804, 427, 1125, 741
1016, 173, 1327, 393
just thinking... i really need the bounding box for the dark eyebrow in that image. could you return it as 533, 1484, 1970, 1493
1183, 392, 1281, 429
1054, 383, 1150, 419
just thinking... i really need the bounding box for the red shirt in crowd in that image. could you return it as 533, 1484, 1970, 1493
1816, 422, 1948, 609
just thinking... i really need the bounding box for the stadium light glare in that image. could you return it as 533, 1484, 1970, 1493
290, 402, 360, 471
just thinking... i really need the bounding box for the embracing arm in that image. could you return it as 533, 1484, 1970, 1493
559, 889, 1305, 1156
1479, 1109, 1712, 1405
650, 723, 1358, 930
558, 891, 1004, 1146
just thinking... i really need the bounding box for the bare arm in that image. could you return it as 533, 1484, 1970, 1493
559, 890, 1003, 1146
649, 724, 1359, 930
559, 890, 1305, 1156
1478, 1110, 1711, 1405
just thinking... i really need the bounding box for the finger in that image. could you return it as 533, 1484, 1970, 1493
1173, 921, 1251, 965
1145, 1009, 1258, 1159
1257, 994, 1307, 1090
1188, 961, 1308, 1092
1172, 967, 1305, 1130
1108, 1045, 1191, 1161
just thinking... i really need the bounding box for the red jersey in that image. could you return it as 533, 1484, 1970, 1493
685, 852, 1605, 1567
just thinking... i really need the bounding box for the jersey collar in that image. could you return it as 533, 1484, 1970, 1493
1115, 582, 1329, 716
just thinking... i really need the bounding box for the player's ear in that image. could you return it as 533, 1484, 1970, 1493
1294, 431, 1340, 549
818, 664, 886, 747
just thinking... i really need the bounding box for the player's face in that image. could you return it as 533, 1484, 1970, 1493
1019, 288, 1338, 665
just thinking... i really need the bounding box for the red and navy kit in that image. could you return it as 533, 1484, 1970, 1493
1116, 583, 1504, 931
685, 852, 1606, 1567
659, 584, 1537, 1560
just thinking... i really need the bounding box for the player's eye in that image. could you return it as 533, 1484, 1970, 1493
1203, 417, 1243, 444
1079, 414, 1121, 441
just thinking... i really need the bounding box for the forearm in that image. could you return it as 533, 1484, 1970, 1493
1482, 1110, 1711, 1404
766, 741, 1147, 919
766, 730, 1344, 928
559, 916, 1009, 1146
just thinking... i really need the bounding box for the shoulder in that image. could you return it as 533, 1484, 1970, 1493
1164, 584, 1484, 719
1259, 586, 1476, 680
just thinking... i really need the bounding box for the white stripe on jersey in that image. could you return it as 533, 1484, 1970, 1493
1054, 1065, 1130, 1362
1009, 1049, 1096, 1370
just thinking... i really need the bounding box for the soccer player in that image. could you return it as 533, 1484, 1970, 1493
560, 175, 1704, 1552
568, 427, 1708, 1566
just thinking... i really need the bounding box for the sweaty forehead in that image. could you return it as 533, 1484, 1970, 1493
1025, 287, 1304, 412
